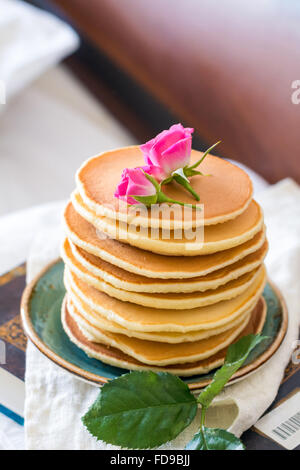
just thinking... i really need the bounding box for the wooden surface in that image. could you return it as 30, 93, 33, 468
53, 0, 300, 183
33, 0, 300, 183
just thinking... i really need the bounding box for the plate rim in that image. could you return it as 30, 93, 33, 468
21, 258, 289, 390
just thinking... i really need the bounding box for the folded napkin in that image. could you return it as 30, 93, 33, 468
0, 0, 78, 100
25, 178, 300, 449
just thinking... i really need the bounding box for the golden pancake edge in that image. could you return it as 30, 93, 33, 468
64, 201, 266, 279
71, 191, 263, 256
62, 236, 268, 294
62, 296, 266, 376
64, 265, 267, 332
67, 288, 259, 343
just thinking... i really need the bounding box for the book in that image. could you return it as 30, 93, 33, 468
0, 265, 26, 423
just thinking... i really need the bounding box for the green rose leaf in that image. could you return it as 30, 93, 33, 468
82, 371, 197, 449
185, 427, 245, 450
198, 334, 268, 409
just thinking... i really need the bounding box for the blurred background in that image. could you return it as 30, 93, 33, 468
1, 0, 299, 215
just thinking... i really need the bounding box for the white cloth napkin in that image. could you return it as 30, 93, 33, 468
24, 178, 300, 449
0, 0, 78, 100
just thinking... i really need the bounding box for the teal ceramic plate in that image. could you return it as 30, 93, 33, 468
21, 259, 288, 390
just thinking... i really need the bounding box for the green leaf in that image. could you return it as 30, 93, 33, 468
130, 194, 158, 206
185, 427, 245, 450
82, 371, 198, 449
198, 334, 267, 409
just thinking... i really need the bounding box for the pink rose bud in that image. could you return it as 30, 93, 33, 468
114, 167, 157, 205
141, 164, 166, 182
140, 123, 194, 179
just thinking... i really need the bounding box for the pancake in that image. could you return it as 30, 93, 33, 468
64, 201, 266, 278
67, 294, 255, 343
63, 247, 262, 309
62, 296, 266, 376
71, 191, 263, 256
64, 237, 268, 293
76, 147, 253, 229
64, 265, 267, 332
67, 291, 253, 344
75, 310, 251, 366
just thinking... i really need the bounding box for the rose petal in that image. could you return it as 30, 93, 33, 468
160, 136, 192, 174
126, 167, 156, 198
142, 124, 194, 172
140, 138, 156, 155
115, 166, 156, 205
114, 178, 128, 198
150, 128, 186, 160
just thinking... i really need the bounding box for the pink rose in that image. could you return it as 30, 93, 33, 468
140, 123, 194, 180
114, 167, 156, 205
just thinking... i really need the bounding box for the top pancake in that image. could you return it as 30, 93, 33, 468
76, 146, 253, 229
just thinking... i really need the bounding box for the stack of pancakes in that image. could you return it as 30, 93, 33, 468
61, 147, 268, 376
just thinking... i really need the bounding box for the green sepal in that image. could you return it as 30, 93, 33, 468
142, 171, 160, 191
172, 167, 190, 182
130, 194, 158, 206
184, 168, 204, 177
188, 141, 221, 170
184, 168, 211, 178
161, 176, 174, 185
157, 191, 201, 210
172, 173, 200, 201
